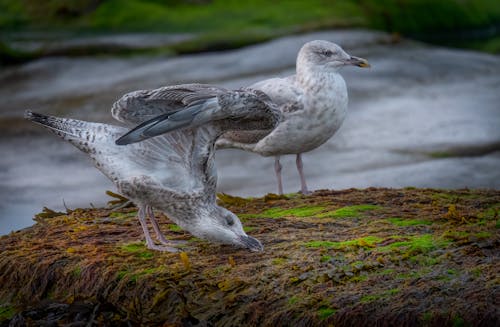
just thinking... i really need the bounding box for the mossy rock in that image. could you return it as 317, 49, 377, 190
0, 188, 499, 326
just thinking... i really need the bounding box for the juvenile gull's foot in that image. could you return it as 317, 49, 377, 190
146, 243, 181, 253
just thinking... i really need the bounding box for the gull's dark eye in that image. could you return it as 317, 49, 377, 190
226, 216, 234, 226
323, 50, 333, 57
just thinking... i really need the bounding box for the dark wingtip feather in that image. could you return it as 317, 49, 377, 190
24, 109, 35, 120
115, 112, 171, 145
115, 132, 137, 145
24, 110, 48, 124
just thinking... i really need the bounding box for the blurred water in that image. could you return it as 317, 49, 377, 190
1, 30, 500, 235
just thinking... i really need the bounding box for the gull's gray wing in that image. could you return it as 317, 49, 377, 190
115, 89, 281, 146
112, 83, 229, 126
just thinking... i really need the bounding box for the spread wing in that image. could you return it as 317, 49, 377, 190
26, 86, 280, 202
111, 83, 229, 126
114, 88, 281, 146
25, 111, 220, 200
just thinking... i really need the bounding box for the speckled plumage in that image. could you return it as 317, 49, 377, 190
24, 92, 274, 251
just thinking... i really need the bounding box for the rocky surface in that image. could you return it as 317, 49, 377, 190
1, 30, 500, 234
0, 188, 499, 326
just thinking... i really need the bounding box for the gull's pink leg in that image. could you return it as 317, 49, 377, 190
137, 205, 179, 252
146, 205, 170, 245
296, 153, 310, 195
274, 156, 284, 195
146, 206, 187, 246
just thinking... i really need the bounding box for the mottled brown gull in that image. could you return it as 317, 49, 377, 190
24, 89, 278, 252
115, 40, 369, 194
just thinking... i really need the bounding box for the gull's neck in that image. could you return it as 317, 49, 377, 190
296, 61, 343, 94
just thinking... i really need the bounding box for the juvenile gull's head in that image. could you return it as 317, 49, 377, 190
181, 205, 263, 252
298, 40, 370, 72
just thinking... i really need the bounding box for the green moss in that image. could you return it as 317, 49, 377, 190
474, 231, 492, 239
304, 236, 382, 249
116, 270, 127, 280
119, 242, 154, 258
349, 275, 368, 282
478, 203, 500, 220
388, 217, 432, 226
109, 211, 137, 218
320, 255, 332, 263
361, 288, 399, 303
435, 270, 456, 281
378, 268, 395, 275
317, 204, 381, 218
396, 271, 420, 279
272, 258, 287, 265
422, 311, 433, 322
410, 255, 439, 266
360, 294, 379, 303
72, 266, 82, 277
288, 296, 299, 305
120, 242, 145, 252
243, 226, 255, 232
443, 230, 492, 242
442, 230, 470, 241
217, 193, 253, 206
284, 193, 301, 199
261, 205, 327, 218
237, 213, 259, 220
168, 224, 182, 232
387, 288, 400, 295
431, 191, 481, 201
469, 267, 482, 278
317, 307, 336, 320
116, 267, 158, 282
377, 234, 448, 255
0, 305, 15, 321
452, 316, 467, 327
137, 252, 154, 259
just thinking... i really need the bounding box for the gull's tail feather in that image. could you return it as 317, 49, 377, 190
25, 110, 88, 140
25, 110, 123, 153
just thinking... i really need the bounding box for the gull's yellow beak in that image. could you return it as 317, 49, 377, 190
347, 56, 371, 68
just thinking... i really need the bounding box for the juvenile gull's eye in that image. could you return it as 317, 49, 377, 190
226, 216, 234, 226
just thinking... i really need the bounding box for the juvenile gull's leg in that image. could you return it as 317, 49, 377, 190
274, 156, 284, 195
137, 205, 179, 252
146, 205, 187, 246
296, 153, 310, 195
146, 205, 170, 244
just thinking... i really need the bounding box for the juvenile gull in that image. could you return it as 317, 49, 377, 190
25, 89, 278, 252
115, 40, 370, 194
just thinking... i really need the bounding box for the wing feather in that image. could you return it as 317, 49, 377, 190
111, 83, 229, 126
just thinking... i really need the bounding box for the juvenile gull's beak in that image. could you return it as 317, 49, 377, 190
346, 55, 370, 68
239, 235, 264, 252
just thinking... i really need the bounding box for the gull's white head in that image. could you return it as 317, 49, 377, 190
298, 40, 370, 72
186, 206, 263, 252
